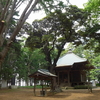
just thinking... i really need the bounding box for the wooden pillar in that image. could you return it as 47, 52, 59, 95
41, 80, 44, 95
51, 78, 53, 90
80, 72, 82, 82
68, 71, 70, 86
57, 72, 60, 85
45, 81, 47, 96
51, 79, 52, 90
33, 78, 36, 96
51, 78, 54, 95
79, 71, 81, 82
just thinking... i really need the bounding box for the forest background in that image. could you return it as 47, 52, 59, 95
0, 0, 100, 87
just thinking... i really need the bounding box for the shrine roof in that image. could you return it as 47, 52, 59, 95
56, 52, 87, 67
29, 69, 57, 78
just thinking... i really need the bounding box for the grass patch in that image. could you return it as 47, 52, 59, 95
18, 85, 47, 89
18, 86, 33, 89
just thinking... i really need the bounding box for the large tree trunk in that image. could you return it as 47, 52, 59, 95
0, 21, 5, 47
19, 79, 21, 86
11, 76, 15, 86
48, 42, 66, 92
50, 64, 62, 92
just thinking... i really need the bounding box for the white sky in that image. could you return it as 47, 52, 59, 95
25, 0, 88, 24
18, 0, 88, 24
69, 0, 88, 8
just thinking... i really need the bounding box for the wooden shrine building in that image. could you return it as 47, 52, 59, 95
29, 69, 57, 96
55, 51, 94, 87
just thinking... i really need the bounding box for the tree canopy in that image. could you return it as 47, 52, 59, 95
1, 0, 100, 87
0, 0, 67, 70
81, 0, 100, 52
25, 5, 88, 72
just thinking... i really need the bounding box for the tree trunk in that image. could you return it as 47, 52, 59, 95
19, 79, 21, 86
29, 78, 33, 86
50, 64, 62, 92
87, 71, 92, 93
0, 21, 5, 46
25, 78, 29, 86
11, 76, 15, 85
0, 43, 11, 70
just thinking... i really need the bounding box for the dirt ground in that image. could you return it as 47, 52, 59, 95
0, 88, 100, 100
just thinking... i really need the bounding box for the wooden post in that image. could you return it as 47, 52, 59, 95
45, 81, 47, 96
33, 78, 36, 96
50, 78, 54, 95
57, 72, 60, 85
41, 80, 44, 96
68, 71, 70, 86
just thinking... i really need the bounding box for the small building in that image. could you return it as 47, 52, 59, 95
55, 52, 94, 87
29, 69, 57, 96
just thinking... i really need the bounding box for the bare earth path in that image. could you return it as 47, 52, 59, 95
0, 88, 100, 100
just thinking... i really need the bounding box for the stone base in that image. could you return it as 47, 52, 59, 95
11, 85, 18, 89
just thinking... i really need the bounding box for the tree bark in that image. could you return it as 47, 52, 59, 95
0, 41, 12, 70
11, 76, 15, 85
19, 79, 21, 86
87, 70, 92, 93
49, 42, 66, 92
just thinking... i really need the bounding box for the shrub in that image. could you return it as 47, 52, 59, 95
74, 85, 88, 89
96, 83, 100, 86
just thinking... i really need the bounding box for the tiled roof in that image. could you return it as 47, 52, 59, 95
38, 69, 57, 77
29, 69, 57, 78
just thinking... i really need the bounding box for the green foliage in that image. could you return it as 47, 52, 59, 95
0, 0, 70, 86
19, 85, 43, 89
39, 0, 66, 14
85, 0, 100, 13
74, 85, 88, 89
73, 45, 84, 58
89, 69, 100, 80
16, 47, 48, 82
0, 66, 13, 80
96, 83, 100, 87
0, 41, 22, 80
25, 6, 87, 72
92, 55, 100, 67
23, 47, 47, 69
0, 42, 48, 83
82, 0, 100, 53
84, 0, 100, 24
